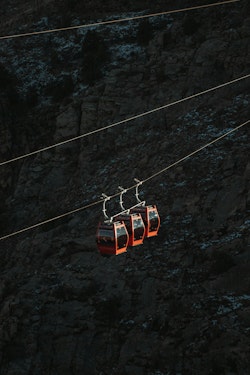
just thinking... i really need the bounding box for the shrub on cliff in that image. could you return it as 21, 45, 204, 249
210, 250, 236, 275
0, 63, 15, 89
81, 30, 109, 85
44, 75, 74, 102
182, 15, 200, 36
136, 19, 153, 45
0, 63, 19, 106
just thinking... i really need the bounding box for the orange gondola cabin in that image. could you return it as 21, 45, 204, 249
96, 182, 160, 255
96, 221, 129, 255
130, 205, 160, 237
114, 212, 146, 246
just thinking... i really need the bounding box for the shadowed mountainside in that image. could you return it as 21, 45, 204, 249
0, 1, 250, 374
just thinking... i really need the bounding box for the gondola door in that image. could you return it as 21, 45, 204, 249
130, 205, 160, 238
96, 221, 129, 255
115, 213, 145, 246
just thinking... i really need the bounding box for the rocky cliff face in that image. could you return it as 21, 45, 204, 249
0, 1, 250, 374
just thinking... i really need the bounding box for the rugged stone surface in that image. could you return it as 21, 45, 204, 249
0, 1, 250, 374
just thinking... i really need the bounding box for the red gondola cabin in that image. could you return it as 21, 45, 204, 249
114, 213, 145, 246
130, 205, 160, 237
96, 221, 129, 255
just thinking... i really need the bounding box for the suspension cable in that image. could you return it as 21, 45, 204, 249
0, 118, 248, 242
0, 0, 240, 41
0, 199, 104, 242
142, 119, 249, 183
1, 72, 249, 167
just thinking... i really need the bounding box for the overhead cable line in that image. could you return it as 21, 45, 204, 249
142, 119, 249, 183
0, 118, 248, 242
0, 72, 249, 167
0, 0, 240, 40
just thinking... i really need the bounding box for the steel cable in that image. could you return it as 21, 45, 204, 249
1, 72, 249, 167
0, 118, 248, 241
0, 0, 240, 41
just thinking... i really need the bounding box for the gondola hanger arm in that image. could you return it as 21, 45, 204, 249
134, 178, 144, 204
101, 193, 111, 221
118, 186, 128, 211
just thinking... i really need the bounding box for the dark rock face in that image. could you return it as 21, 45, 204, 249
0, 1, 250, 374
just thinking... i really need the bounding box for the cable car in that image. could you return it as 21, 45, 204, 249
96, 194, 129, 255
130, 204, 160, 237
129, 179, 160, 238
96, 221, 129, 255
114, 212, 145, 246
96, 181, 160, 256
114, 186, 146, 247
